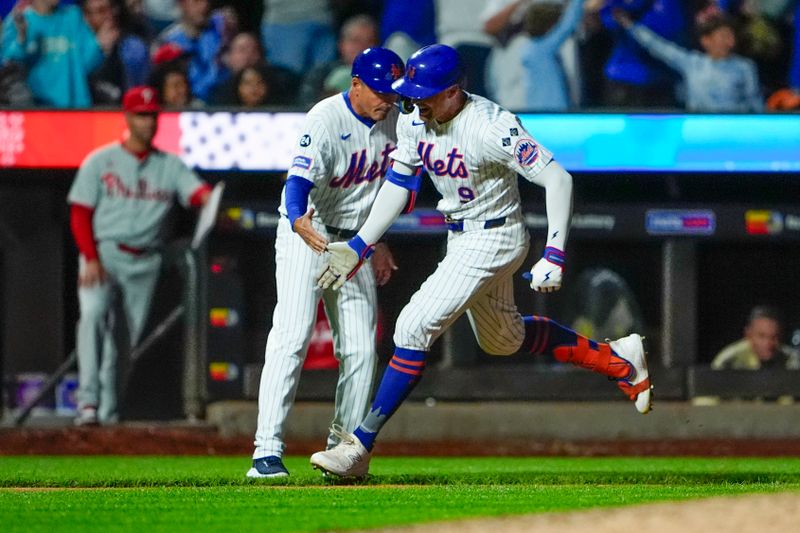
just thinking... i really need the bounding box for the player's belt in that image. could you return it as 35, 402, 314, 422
324, 225, 359, 240
445, 216, 507, 232
117, 243, 149, 256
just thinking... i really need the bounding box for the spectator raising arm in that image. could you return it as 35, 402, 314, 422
613, 9, 691, 75
614, 9, 763, 112
540, 0, 584, 49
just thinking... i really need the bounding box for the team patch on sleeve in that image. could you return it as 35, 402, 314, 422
291, 156, 313, 170
514, 139, 539, 166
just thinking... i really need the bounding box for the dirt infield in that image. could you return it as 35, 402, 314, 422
364, 493, 800, 533
2, 425, 800, 455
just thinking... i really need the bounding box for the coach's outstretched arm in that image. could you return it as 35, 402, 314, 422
526, 160, 573, 293
317, 161, 420, 290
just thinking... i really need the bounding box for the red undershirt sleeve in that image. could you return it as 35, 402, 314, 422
70, 204, 98, 261
189, 183, 213, 208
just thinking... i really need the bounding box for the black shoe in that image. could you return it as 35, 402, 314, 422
246, 456, 289, 478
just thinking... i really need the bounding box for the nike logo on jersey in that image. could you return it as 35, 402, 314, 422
340, 133, 352, 140
417, 142, 468, 178
411, 120, 425, 126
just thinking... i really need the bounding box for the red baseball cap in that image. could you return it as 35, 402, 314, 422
122, 86, 161, 113
152, 43, 187, 65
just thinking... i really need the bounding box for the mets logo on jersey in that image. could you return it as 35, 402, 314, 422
514, 139, 539, 167
417, 142, 468, 178
329, 143, 396, 188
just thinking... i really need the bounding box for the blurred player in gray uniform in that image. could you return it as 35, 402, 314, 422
311, 45, 653, 478
246, 48, 405, 478
68, 86, 211, 426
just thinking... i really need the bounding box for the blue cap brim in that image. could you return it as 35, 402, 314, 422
391, 78, 443, 100
360, 77, 396, 94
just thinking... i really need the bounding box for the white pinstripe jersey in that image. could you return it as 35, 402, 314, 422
279, 92, 399, 231
392, 93, 553, 221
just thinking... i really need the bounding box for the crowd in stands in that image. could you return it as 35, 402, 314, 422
0, 0, 798, 111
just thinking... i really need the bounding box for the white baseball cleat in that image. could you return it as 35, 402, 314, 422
74, 405, 99, 426
609, 333, 653, 414
310, 427, 371, 478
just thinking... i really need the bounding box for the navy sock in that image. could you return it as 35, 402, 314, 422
353, 347, 426, 451
520, 316, 631, 379
520, 315, 600, 353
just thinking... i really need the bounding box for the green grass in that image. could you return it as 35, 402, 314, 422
1, 456, 799, 532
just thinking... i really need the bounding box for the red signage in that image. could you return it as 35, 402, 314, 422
0, 111, 182, 168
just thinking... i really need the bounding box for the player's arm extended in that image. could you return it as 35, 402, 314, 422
358, 161, 420, 243
285, 175, 328, 254
317, 161, 421, 290
535, 160, 572, 251
527, 160, 573, 292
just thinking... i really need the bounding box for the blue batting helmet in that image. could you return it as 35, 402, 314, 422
351, 47, 405, 94
391, 44, 465, 100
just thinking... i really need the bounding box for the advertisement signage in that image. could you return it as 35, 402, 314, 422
1, 111, 798, 173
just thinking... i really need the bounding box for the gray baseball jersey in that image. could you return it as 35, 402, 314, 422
69, 141, 204, 424
68, 142, 204, 248
253, 92, 398, 461
278, 93, 399, 230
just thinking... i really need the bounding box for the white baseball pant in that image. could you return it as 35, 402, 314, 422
253, 216, 378, 458
393, 217, 530, 355
76, 241, 161, 423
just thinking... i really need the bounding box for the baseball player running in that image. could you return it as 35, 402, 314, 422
310, 44, 653, 478
68, 86, 211, 426
247, 48, 405, 478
